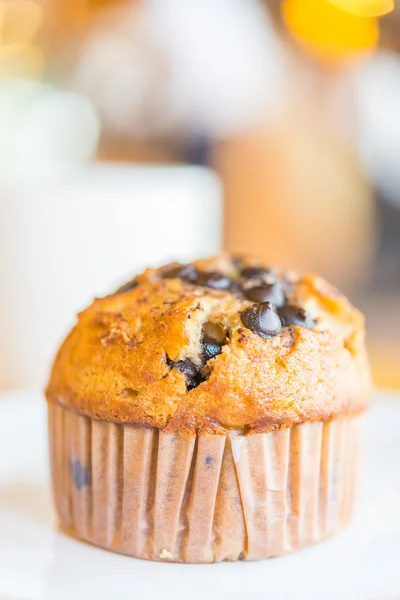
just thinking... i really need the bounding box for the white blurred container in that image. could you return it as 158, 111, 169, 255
0, 164, 222, 390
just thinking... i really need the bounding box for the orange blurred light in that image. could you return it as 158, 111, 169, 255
0, 0, 42, 44
0, 43, 44, 78
328, 0, 393, 17
0, 0, 44, 78
282, 0, 379, 63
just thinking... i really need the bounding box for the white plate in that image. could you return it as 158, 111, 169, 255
1, 391, 400, 600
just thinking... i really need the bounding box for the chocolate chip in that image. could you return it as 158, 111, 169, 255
227, 280, 243, 295
115, 279, 139, 294
202, 322, 227, 361
168, 357, 201, 390
195, 271, 233, 290
162, 263, 198, 282
203, 322, 226, 345
244, 282, 285, 307
173, 358, 198, 378
240, 302, 281, 338
202, 342, 222, 361
240, 266, 272, 280
278, 304, 315, 330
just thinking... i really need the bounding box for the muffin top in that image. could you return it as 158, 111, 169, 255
46, 254, 371, 434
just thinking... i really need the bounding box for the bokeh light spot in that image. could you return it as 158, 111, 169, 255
328, 0, 393, 17
282, 0, 379, 63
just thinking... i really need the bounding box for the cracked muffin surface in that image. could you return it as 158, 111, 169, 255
46, 254, 371, 434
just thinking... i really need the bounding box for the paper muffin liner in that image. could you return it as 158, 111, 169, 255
48, 403, 364, 563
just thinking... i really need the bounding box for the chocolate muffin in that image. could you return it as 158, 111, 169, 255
46, 254, 370, 562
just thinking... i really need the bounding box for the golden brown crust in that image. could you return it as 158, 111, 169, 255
46, 254, 371, 434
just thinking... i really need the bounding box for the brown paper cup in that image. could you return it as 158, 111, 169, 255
48, 403, 364, 563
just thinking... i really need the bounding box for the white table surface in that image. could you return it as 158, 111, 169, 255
0, 391, 399, 600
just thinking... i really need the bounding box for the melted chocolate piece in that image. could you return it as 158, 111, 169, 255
240, 266, 272, 280
278, 304, 315, 330
240, 302, 281, 338
167, 357, 201, 390
177, 360, 200, 389
173, 358, 198, 378
202, 322, 226, 345
244, 282, 285, 307
201, 322, 227, 361
115, 279, 139, 294
195, 271, 233, 290
162, 264, 198, 282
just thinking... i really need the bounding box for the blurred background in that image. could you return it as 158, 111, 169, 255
0, 0, 399, 391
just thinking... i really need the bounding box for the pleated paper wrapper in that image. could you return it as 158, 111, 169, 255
48, 403, 364, 563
